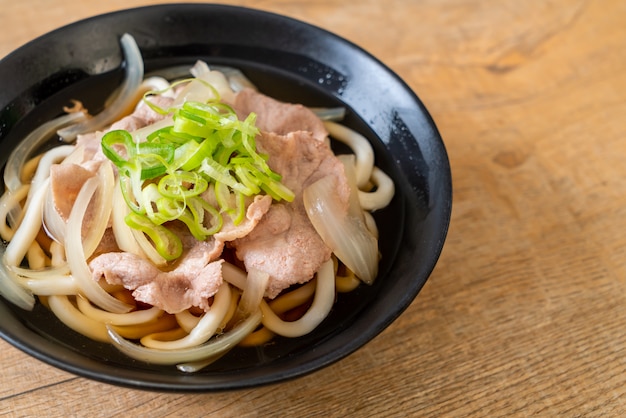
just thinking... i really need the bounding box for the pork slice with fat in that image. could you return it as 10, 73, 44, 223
229, 88, 328, 142
231, 130, 350, 298
90, 238, 223, 313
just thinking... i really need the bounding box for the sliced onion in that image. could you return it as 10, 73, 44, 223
0, 246, 35, 310
4, 113, 86, 193
260, 259, 335, 337
230, 267, 270, 325
303, 175, 379, 285
82, 162, 115, 258
0, 184, 29, 241
42, 185, 67, 244
19, 275, 77, 296
171, 64, 234, 107
209, 65, 258, 92
110, 180, 145, 258
57, 33, 144, 141
310, 107, 346, 121
3, 178, 49, 267
65, 177, 132, 313
20, 145, 74, 232
221, 261, 247, 290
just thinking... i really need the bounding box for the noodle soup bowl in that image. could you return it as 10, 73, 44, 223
0, 4, 452, 391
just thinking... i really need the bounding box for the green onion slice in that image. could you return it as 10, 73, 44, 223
101, 82, 294, 261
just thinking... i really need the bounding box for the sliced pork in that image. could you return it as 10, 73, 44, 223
88, 195, 272, 313
49, 163, 96, 221
76, 94, 174, 162
82, 86, 350, 309
90, 239, 223, 313
231, 130, 350, 298
230, 88, 328, 142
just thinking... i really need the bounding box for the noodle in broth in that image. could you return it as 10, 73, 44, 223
0, 34, 394, 371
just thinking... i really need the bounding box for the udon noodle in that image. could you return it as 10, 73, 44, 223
0, 34, 394, 371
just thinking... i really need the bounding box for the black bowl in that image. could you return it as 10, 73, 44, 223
0, 4, 451, 392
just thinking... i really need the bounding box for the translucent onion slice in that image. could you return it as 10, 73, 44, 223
19, 275, 77, 296
0, 184, 29, 241
310, 107, 346, 122
303, 175, 379, 285
4, 178, 50, 267
0, 246, 35, 310
3, 112, 86, 193
170, 63, 232, 108
229, 267, 270, 326
259, 259, 335, 338
187, 61, 236, 102
21, 145, 74, 232
57, 33, 144, 141
107, 309, 262, 365
221, 261, 247, 290
9, 264, 70, 279
110, 180, 145, 258
83, 162, 115, 258
42, 186, 67, 244
65, 177, 132, 313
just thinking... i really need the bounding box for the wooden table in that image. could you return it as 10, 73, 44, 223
1, 0, 625, 416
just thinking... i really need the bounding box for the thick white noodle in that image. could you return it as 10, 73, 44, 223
140, 282, 231, 350
268, 279, 316, 313
26, 241, 47, 269
259, 259, 335, 338
358, 166, 395, 211
324, 121, 374, 189
175, 309, 201, 333
48, 295, 109, 342
76, 295, 163, 326
107, 310, 262, 365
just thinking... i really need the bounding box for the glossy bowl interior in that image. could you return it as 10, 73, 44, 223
0, 4, 451, 391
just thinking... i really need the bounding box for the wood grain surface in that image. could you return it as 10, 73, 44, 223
1, 0, 625, 416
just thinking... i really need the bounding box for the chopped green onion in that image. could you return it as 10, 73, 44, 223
125, 212, 183, 261
158, 171, 208, 199
101, 81, 294, 261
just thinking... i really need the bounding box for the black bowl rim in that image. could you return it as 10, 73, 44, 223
0, 3, 452, 392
